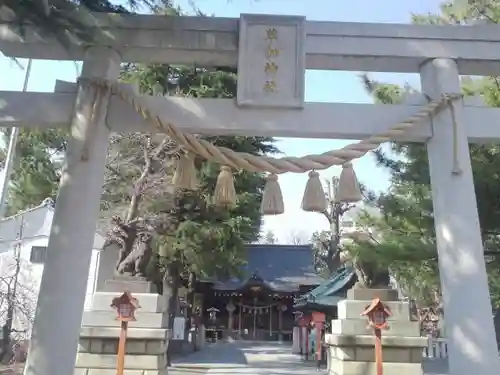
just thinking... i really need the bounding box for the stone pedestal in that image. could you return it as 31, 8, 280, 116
325, 288, 427, 375
75, 281, 169, 375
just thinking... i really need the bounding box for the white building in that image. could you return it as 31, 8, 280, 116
0, 200, 107, 337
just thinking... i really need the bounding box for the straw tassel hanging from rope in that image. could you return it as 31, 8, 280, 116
87, 79, 462, 216
301, 170, 327, 212
335, 162, 362, 203
172, 151, 198, 190
214, 166, 237, 207
260, 173, 284, 215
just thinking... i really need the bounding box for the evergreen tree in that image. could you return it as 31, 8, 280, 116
347, 0, 500, 312
3, 0, 171, 50
0, 129, 66, 215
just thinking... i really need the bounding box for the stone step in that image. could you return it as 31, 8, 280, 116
325, 334, 428, 348
80, 326, 169, 340
79, 337, 167, 355
75, 370, 167, 375
331, 319, 420, 337
90, 292, 166, 313
337, 300, 412, 321
75, 353, 166, 370
81, 311, 167, 328
346, 288, 399, 301
329, 359, 422, 375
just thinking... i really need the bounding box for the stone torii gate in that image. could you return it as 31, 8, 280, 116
2, 12, 500, 375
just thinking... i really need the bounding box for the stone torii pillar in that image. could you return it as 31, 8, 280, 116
23, 47, 120, 375
420, 58, 500, 375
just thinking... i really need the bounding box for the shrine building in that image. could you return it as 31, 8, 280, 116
193, 244, 324, 341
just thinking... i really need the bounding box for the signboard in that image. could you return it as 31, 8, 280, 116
237, 14, 306, 108
172, 317, 186, 340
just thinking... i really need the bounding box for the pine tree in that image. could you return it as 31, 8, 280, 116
0, 129, 66, 215
3, 1, 171, 50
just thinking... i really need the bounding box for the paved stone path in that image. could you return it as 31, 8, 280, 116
171, 341, 318, 375
171, 340, 450, 375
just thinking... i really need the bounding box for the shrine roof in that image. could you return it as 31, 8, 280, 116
294, 266, 356, 308
211, 244, 324, 293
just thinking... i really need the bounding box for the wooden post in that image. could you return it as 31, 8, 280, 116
116, 320, 128, 375
298, 316, 304, 356
111, 292, 140, 375
269, 305, 272, 338
304, 324, 309, 360
312, 311, 326, 369
278, 304, 283, 341
361, 298, 391, 375
315, 322, 323, 370
374, 328, 383, 375
238, 299, 242, 335
252, 298, 257, 339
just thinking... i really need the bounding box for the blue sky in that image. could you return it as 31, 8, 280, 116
0, 0, 442, 242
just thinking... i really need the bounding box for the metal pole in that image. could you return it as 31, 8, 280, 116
0, 59, 33, 218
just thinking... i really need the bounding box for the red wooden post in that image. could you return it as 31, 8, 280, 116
312, 311, 326, 370
116, 320, 127, 375
111, 292, 140, 375
361, 298, 391, 375
375, 328, 383, 375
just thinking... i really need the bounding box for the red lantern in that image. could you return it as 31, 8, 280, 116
361, 298, 391, 330
110, 292, 140, 375
111, 292, 140, 322
360, 298, 392, 375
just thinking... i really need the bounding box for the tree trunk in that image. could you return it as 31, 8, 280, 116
185, 272, 197, 348
186, 271, 196, 326
163, 260, 181, 367
326, 207, 342, 275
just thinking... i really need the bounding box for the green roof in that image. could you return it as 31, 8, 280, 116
294, 266, 355, 308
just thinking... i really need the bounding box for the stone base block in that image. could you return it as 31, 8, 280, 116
331, 319, 420, 337
76, 353, 166, 369
327, 340, 425, 363
337, 299, 412, 321
325, 333, 427, 375
79, 328, 169, 355
76, 331, 169, 375
346, 287, 399, 301
75, 369, 166, 375
104, 278, 157, 293
90, 292, 166, 313
80, 327, 170, 341
325, 334, 428, 349
328, 359, 422, 375
82, 310, 167, 328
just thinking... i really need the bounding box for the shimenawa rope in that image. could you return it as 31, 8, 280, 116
78, 77, 462, 214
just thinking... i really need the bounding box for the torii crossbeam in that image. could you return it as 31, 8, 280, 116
1, 12, 500, 375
